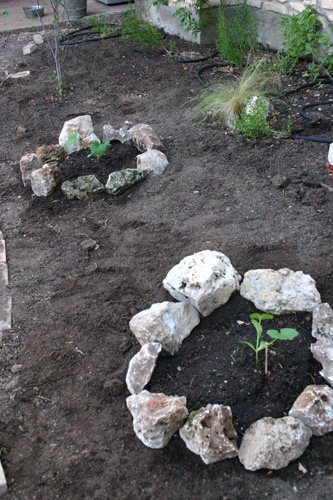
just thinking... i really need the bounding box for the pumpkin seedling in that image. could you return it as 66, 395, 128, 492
65, 133, 111, 159
87, 140, 110, 158
238, 312, 299, 373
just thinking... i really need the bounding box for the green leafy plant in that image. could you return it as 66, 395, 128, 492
279, 5, 333, 80
88, 140, 111, 158
65, 133, 78, 149
121, 8, 163, 47
0, 9, 9, 18
192, 58, 278, 129
88, 17, 113, 37
152, 0, 213, 39
238, 313, 299, 371
235, 97, 271, 139
65, 133, 111, 158
216, 2, 258, 67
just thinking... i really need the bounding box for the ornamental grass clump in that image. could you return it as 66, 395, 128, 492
192, 59, 279, 129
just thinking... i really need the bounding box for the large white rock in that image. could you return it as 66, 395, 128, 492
312, 303, 333, 340
240, 268, 321, 315
129, 123, 164, 152
129, 301, 200, 355
163, 250, 240, 317
136, 149, 169, 177
239, 416, 312, 471
311, 338, 333, 386
0, 460, 7, 496
19, 153, 41, 187
126, 342, 162, 395
328, 143, 333, 166
126, 390, 188, 448
59, 115, 100, 154
289, 385, 333, 436
179, 404, 238, 464
30, 164, 62, 197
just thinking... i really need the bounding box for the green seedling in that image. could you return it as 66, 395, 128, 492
65, 132, 78, 149
88, 140, 111, 158
238, 313, 299, 371
65, 134, 110, 159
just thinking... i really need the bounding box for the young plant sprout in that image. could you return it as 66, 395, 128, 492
65, 134, 111, 159
238, 312, 299, 373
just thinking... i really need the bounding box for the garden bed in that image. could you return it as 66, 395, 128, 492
0, 24, 333, 499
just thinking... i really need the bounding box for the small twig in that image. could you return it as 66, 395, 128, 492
321, 182, 333, 193
265, 343, 268, 375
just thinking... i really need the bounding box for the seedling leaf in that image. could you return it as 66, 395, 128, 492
258, 340, 268, 350
250, 313, 261, 320
267, 328, 299, 340
238, 340, 256, 351
66, 133, 78, 149
260, 313, 274, 320
88, 140, 111, 158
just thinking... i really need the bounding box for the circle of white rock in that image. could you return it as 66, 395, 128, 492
19, 115, 169, 199
126, 250, 333, 470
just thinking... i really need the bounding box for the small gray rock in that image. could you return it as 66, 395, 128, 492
19, 153, 41, 187
23, 42, 38, 55
136, 149, 169, 177
126, 342, 162, 394
240, 268, 321, 315
312, 303, 333, 341
239, 416, 312, 471
180, 404, 238, 464
105, 169, 143, 196
129, 123, 164, 152
289, 384, 333, 436
61, 175, 104, 200
80, 239, 97, 252
31, 164, 62, 197
311, 338, 333, 386
126, 390, 188, 448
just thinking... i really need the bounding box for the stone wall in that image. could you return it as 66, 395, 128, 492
136, 0, 333, 46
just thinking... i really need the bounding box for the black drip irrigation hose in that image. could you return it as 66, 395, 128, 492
130, 48, 219, 64
59, 24, 121, 46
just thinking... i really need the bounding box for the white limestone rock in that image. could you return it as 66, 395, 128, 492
163, 250, 240, 317
239, 416, 312, 471
328, 143, 333, 166
0, 460, 7, 496
33, 34, 44, 45
30, 164, 62, 197
129, 301, 200, 355
126, 342, 162, 394
240, 268, 321, 315
312, 303, 333, 341
179, 404, 238, 464
311, 338, 333, 387
19, 153, 41, 187
23, 42, 37, 55
289, 385, 333, 436
59, 115, 100, 154
126, 390, 188, 448
136, 149, 169, 177
103, 124, 132, 144
129, 123, 164, 152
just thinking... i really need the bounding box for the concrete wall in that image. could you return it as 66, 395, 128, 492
136, 0, 333, 47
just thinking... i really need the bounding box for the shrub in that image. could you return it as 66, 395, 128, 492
121, 8, 163, 47
216, 2, 258, 68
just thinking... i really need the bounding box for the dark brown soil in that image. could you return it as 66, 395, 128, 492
0, 19, 333, 500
